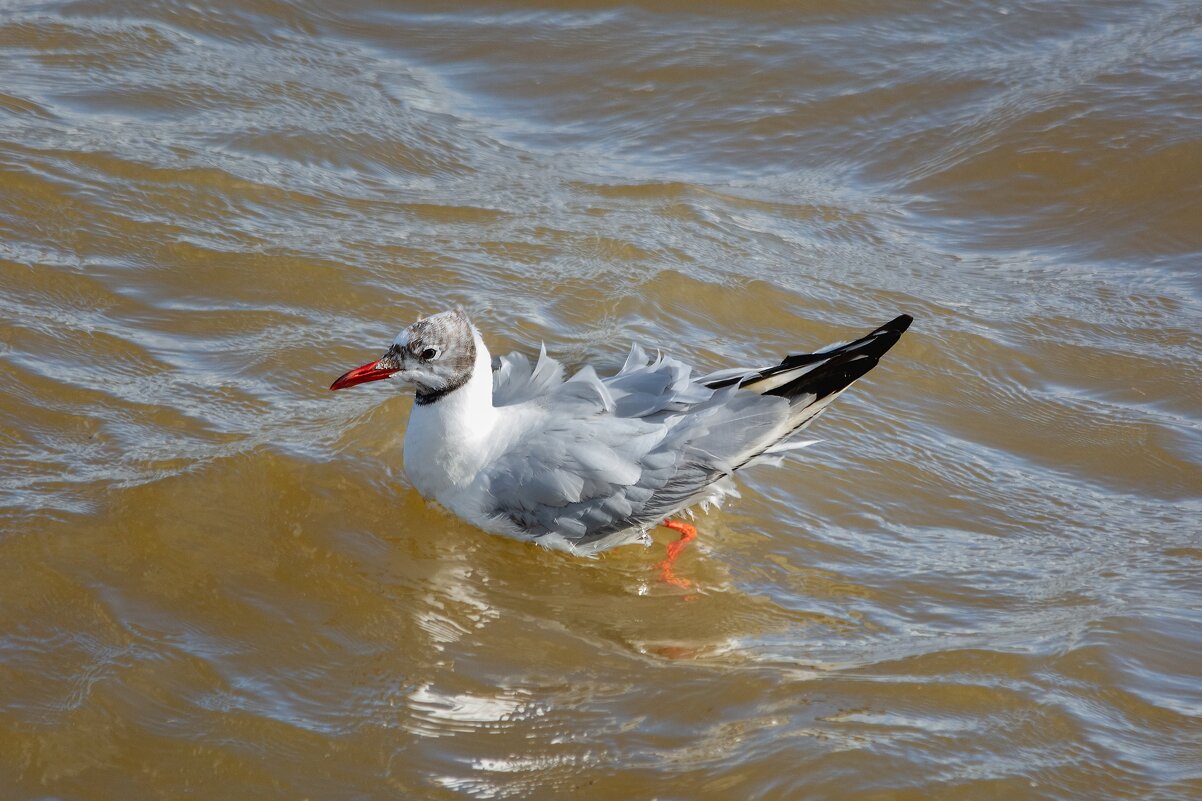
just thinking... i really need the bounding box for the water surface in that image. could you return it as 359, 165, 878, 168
2, 1, 1201, 798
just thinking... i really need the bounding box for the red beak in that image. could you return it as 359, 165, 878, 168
330, 360, 400, 391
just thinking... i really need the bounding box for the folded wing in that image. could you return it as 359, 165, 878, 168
487, 346, 791, 548
485, 314, 912, 549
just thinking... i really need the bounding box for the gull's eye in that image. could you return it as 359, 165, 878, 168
421, 347, 438, 361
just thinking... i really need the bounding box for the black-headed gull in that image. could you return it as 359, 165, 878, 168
331, 310, 912, 585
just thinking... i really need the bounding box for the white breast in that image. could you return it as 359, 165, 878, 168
401, 334, 519, 531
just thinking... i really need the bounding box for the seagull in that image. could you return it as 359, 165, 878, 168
331, 310, 912, 586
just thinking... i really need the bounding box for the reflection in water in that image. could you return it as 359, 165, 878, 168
1, 0, 1200, 798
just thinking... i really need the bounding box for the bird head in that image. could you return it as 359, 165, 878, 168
330, 309, 478, 404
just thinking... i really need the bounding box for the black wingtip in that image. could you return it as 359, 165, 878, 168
704, 313, 914, 392
783, 312, 913, 367
761, 312, 913, 402
855, 313, 913, 358
832, 312, 913, 363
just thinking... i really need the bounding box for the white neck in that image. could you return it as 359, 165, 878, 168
402, 332, 499, 499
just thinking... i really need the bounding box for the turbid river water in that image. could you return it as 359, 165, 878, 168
2, 1, 1200, 799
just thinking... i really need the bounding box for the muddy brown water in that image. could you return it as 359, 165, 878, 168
2, 1, 1201, 799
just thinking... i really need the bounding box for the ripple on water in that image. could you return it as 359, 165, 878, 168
2, 0, 1202, 798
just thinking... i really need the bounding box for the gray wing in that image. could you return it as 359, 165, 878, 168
486, 315, 913, 549
492, 344, 565, 407
485, 345, 793, 547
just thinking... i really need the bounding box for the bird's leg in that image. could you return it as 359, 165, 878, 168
657, 519, 698, 588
